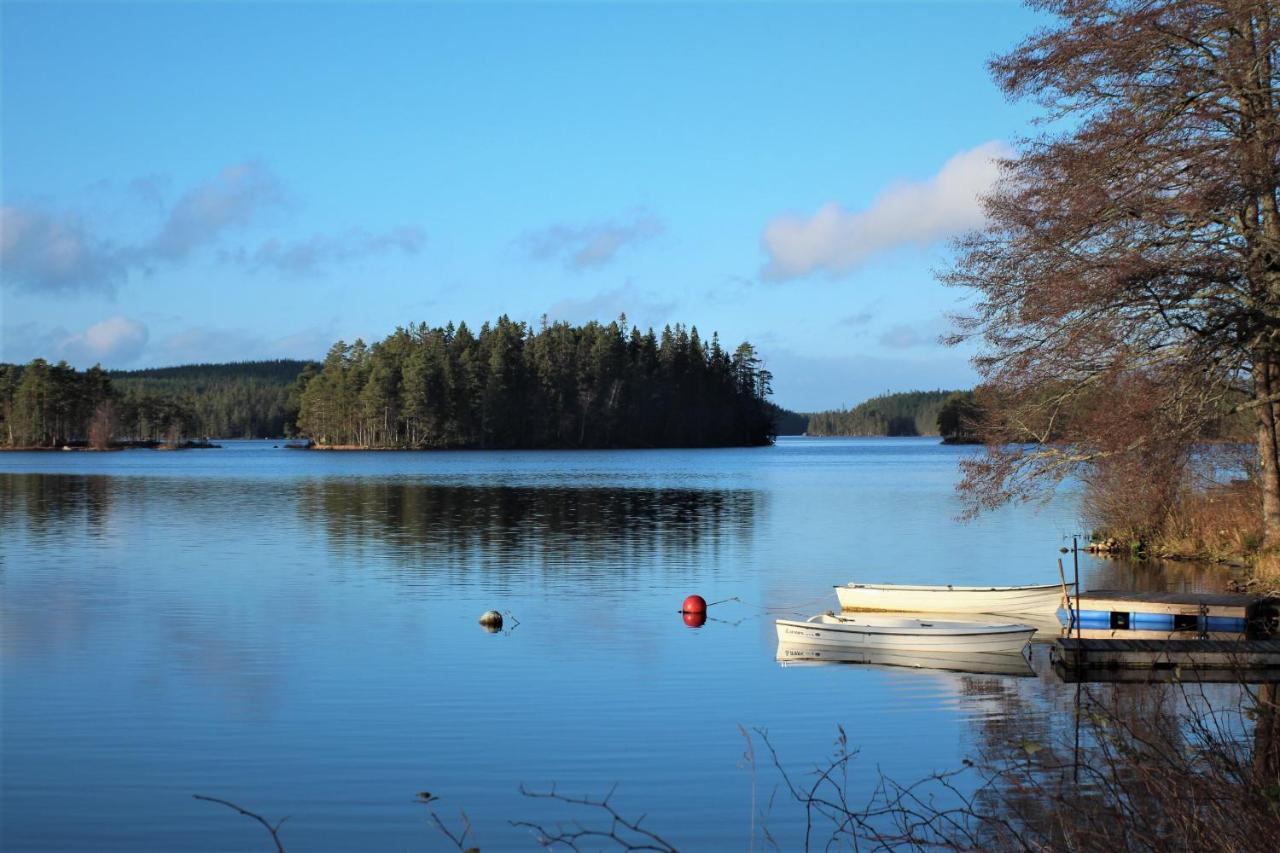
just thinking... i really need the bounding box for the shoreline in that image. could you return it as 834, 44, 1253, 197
0, 440, 222, 452
1087, 538, 1279, 595
302, 440, 777, 451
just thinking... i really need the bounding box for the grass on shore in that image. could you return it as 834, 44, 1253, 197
1089, 476, 1280, 592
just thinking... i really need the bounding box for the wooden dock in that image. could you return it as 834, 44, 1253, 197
1052, 637, 1280, 683
1055, 666, 1280, 684
1069, 590, 1259, 619
1065, 590, 1278, 637
1068, 628, 1244, 642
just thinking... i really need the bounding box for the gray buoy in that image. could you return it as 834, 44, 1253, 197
479, 610, 504, 631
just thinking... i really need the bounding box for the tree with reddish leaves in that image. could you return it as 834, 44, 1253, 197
948, 1, 1280, 543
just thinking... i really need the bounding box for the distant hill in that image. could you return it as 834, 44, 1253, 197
109, 359, 318, 438
108, 360, 316, 386
803, 390, 966, 437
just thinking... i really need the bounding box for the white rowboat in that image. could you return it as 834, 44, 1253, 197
835, 582, 1069, 616
775, 613, 1036, 654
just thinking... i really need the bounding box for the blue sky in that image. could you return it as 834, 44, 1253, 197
1, 0, 1043, 410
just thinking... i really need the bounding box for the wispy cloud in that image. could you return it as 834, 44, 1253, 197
521, 209, 663, 271
0, 206, 130, 295
227, 226, 426, 276
152, 323, 336, 364
839, 310, 876, 328
878, 324, 927, 348
149, 161, 285, 261
546, 280, 675, 327
760, 140, 1011, 281
1, 161, 425, 296
878, 316, 955, 349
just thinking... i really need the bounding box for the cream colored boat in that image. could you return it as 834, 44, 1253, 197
835, 582, 1069, 616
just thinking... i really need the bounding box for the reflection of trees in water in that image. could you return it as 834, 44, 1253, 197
297, 481, 763, 574
1086, 554, 1235, 594
1, 474, 290, 716
0, 473, 765, 576
0, 474, 114, 538
747, 660, 1280, 848
752, 650, 1277, 849
0, 474, 301, 537
942, 653, 1276, 850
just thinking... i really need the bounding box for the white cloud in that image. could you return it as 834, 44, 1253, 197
2, 316, 337, 368
760, 140, 1011, 280
52, 316, 150, 366
521, 209, 663, 271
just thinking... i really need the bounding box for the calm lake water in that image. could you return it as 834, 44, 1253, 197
0, 438, 1235, 850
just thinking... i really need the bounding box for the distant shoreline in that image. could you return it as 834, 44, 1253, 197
0, 440, 222, 452
300, 440, 775, 451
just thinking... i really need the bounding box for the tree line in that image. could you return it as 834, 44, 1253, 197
803, 390, 966, 437
109, 361, 313, 439
296, 315, 776, 448
0, 359, 313, 448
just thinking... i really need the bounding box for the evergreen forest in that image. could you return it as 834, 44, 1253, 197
296, 316, 777, 448
0, 359, 314, 447
0, 318, 780, 449
803, 390, 964, 437
108, 361, 314, 439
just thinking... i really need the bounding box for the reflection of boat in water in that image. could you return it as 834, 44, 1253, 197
776, 643, 1035, 676
775, 613, 1036, 654
835, 582, 1069, 616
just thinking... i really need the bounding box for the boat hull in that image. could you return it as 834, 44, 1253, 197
835, 582, 1068, 616
775, 614, 1035, 655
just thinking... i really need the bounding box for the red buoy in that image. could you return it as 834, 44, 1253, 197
682, 594, 707, 615
683, 610, 707, 628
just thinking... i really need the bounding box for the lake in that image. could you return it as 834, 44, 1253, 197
0, 438, 1234, 850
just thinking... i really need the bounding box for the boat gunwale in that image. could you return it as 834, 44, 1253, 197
834, 582, 1069, 593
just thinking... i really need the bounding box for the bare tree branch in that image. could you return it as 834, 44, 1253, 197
193, 794, 288, 853
511, 783, 678, 852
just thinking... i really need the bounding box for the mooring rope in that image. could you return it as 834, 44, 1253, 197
722, 593, 837, 618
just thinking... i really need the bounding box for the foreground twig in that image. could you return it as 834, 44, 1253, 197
193, 794, 288, 853
429, 808, 476, 851
512, 782, 678, 851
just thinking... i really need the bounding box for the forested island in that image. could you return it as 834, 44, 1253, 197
296, 316, 776, 448
0, 317, 781, 449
